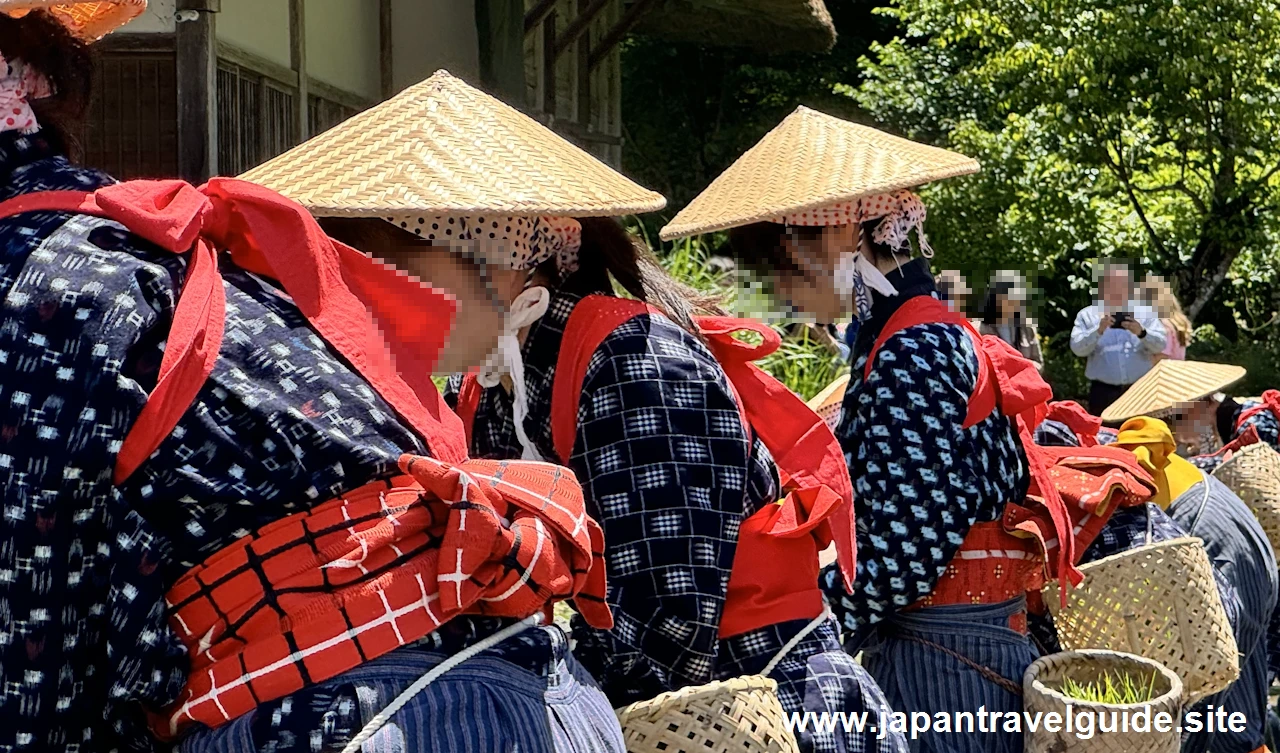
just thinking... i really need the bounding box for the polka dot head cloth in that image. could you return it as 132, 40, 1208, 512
776, 189, 933, 257
382, 213, 582, 273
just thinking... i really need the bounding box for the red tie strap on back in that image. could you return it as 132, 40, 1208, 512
550, 296, 661, 463
1236, 389, 1280, 434
0, 180, 468, 481
454, 373, 484, 447
865, 296, 1083, 604
1043, 401, 1103, 447
549, 296, 859, 592
694, 316, 858, 592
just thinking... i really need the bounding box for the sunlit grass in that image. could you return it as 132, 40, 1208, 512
654, 234, 849, 401
431, 233, 848, 403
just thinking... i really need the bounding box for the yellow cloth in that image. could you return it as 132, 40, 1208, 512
1114, 417, 1205, 509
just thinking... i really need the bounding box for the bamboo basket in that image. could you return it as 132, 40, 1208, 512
1042, 537, 1238, 702
1212, 441, 1280, 555
1024, 649, 1182, 753
616, 676, 799, 753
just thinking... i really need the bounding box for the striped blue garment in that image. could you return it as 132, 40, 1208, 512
176, 625, 624, 753
721, 612, 910, 753
856, 597, 1036, 753
1167, 477, 1279, 753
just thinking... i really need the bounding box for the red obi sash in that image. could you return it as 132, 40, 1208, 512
457, 295, 858, 639
156, 455, 608, 738
0, 182, 612, 738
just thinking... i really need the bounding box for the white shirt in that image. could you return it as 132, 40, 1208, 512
1070, 302, 1167, 386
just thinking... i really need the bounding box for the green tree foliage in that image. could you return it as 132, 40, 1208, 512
856, 0, 1280, 336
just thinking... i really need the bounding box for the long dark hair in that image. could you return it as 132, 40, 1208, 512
728, 216, 905, 274
0, 12, 95, 158
563, 217, 722, 334
982, 279, 1028, 346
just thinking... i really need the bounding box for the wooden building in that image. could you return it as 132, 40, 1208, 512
81, 0, 835, 181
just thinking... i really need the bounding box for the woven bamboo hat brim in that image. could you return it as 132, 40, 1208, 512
241, 70, 666, 218
1100, 360, 1247, 423
0, 0, 144, 40
659, 106, 979, 240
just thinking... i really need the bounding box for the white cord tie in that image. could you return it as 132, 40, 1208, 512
339, 614, 543, 753
477, 286, 551, 461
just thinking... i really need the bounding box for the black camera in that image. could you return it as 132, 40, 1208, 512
1110, 312, 1132, 329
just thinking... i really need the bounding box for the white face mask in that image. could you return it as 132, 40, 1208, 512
834, 251, 899, 321
476, 285, 551, 460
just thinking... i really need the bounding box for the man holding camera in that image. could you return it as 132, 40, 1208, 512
1071, 262, 1168, 416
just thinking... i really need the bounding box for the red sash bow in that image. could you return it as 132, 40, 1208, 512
0, 180, 468, 479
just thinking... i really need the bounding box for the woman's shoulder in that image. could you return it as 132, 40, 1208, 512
0, 158, 181, 341
565, 295, 714, 362
877, 318, 978, 361
862, 319, 981, 392
2, 152, 178, 268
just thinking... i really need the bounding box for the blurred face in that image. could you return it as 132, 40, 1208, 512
1168, 399, 1220, 454
366, 232, 528, 375
1101, 268, 1132, 309
998, 293, 1020, 320
773, 224, 861, 322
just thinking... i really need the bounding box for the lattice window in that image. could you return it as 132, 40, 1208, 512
80, 51, 179, 179
216, 63, 298, 176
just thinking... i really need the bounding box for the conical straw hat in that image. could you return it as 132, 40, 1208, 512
1101, 360, 1247, 423
1, 0, 145, 40
659, 106, 979, 240
807, 373, 849, 429
241, 70, 666, 218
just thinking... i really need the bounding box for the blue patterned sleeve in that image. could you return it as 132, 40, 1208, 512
0, 215, 189, 748
826, 324, 1019, 643
567, 315, 767, 704
1238, 405, 1280, 450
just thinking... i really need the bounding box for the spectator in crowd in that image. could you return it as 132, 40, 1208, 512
1070, 261, 1167, 416
935, 268, 971, 314
979, 270, 1043, 371
1140, 275, 1191, 361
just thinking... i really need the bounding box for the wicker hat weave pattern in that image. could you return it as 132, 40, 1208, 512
659, 106, 978, 240
241, 70, 666, 219
0, 0, 145, 40
1101, 360, 1246, 423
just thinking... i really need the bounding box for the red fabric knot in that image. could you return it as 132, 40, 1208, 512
153, 453, 610, 739
0, 179, 470, 481
694, 315, 857, 593
1043, 401, 1102, 447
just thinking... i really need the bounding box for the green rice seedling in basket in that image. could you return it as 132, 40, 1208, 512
1057, 670, 1160, 705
